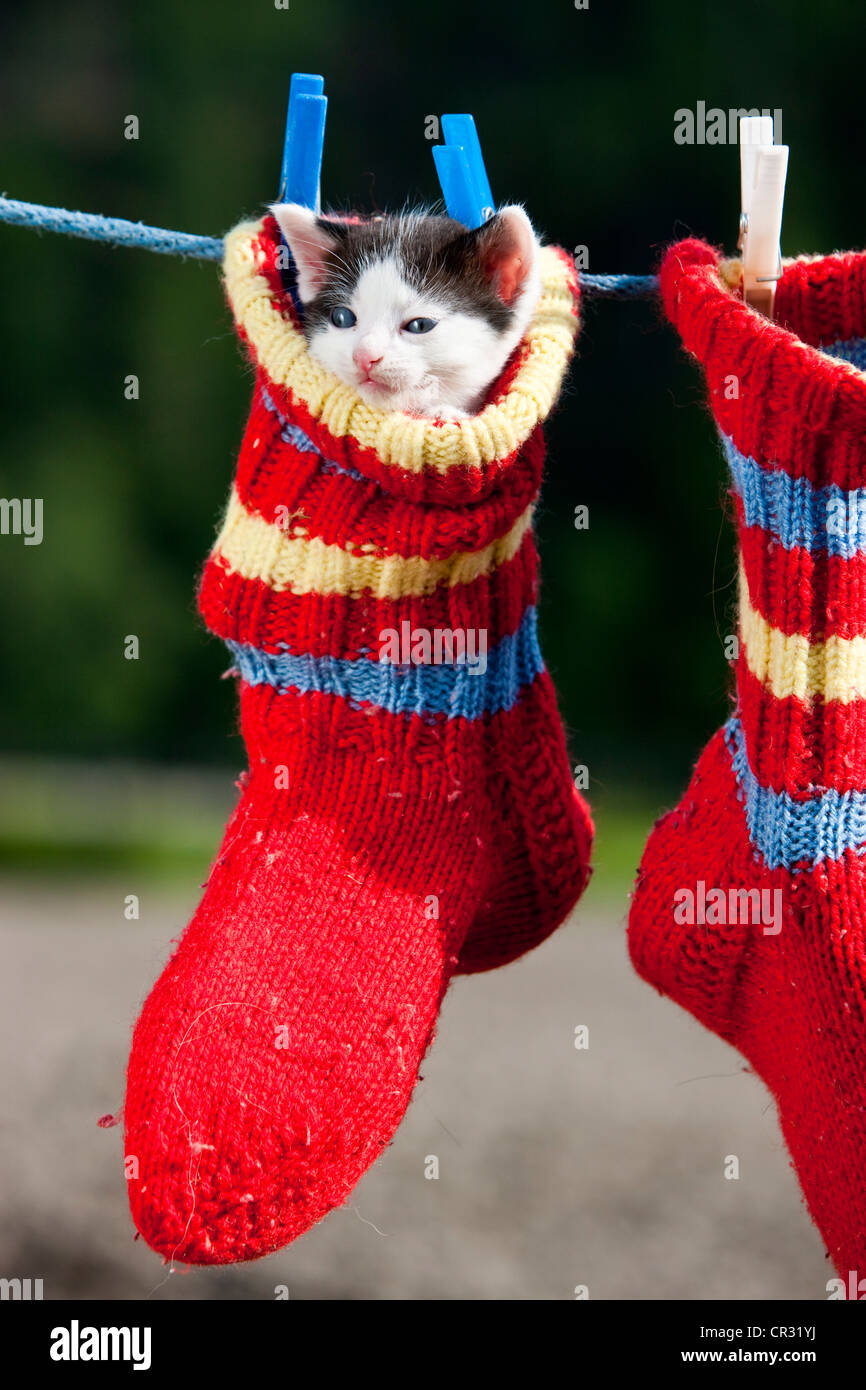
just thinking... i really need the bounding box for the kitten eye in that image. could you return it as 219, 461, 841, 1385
329, 306, 357, 328
403, 317, 437, 334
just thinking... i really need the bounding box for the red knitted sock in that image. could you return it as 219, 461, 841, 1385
629, 239, 866, 1281
123, 216, 592, 1264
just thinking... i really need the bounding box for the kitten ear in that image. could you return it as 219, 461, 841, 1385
472, 205, 538, 306
269, 203, 343, 302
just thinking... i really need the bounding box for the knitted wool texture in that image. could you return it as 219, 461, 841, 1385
124, 215, 593, 1264
629, 237, 866, 1280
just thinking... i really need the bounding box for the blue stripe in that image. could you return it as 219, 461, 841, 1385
725, 714, 866, 871
722, 432, 866, 559
259, 386, 366, 481
827, 335, 866, 371
226, 606, 543, 721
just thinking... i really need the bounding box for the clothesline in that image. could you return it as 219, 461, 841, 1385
0, 196, 660, 300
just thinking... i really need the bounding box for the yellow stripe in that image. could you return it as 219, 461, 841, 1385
214, 488, 533, 598
740, 563, 866, 703
222, 220, 579, 477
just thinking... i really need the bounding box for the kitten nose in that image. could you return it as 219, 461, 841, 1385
353, 346, 383, 375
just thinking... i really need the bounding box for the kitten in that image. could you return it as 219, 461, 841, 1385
270, 203, 542, 419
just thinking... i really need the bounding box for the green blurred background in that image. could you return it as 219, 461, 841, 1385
0, 0, 863, 872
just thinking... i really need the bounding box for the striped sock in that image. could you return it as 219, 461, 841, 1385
629, 237, 866, 1282
123, 215, 592, 1264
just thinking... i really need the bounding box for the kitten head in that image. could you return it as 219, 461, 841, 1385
269, 203, 541, 418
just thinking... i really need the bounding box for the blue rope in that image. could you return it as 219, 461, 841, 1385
0, 196, 224, 261
577, 272, 660, 299
0, 195, 659, 296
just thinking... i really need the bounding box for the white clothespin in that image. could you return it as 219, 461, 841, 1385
738, 115, 788, 319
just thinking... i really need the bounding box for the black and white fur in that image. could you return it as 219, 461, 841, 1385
270, 203, 541, 419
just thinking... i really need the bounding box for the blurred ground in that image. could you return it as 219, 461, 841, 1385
0, 845, 831, 1301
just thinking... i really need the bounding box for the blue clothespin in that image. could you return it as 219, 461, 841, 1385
441, 115, 495, 220
433, 113, 495, 229
276, 73, 328, 311
278, 72, 327, 212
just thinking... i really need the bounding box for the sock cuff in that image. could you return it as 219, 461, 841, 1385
221, 215, 580, 506
659, 237, 866, 488
775, 252, 866, 351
